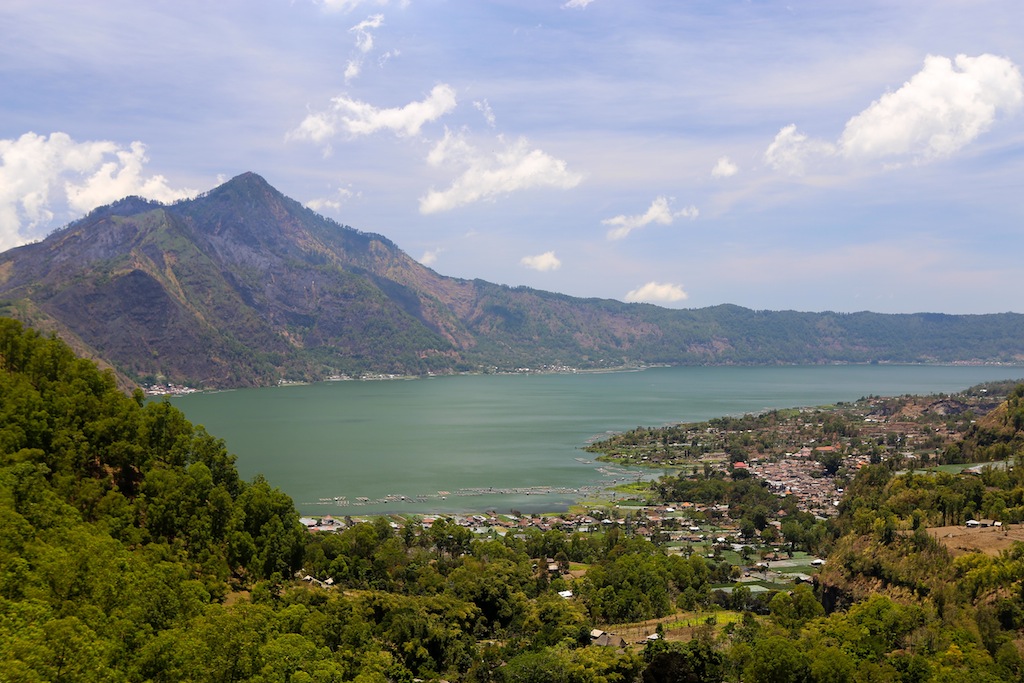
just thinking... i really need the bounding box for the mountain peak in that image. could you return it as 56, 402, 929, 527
224, 171, 271, 189
205, 171, 279, 201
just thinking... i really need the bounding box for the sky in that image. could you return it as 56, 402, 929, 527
2, 1, 1023, 315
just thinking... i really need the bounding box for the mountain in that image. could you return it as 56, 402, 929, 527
1, 172, 1022, 388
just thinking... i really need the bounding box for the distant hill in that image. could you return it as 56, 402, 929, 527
1, 172, 1022, 388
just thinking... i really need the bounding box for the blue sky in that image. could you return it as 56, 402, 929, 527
2, 0, 1022, 314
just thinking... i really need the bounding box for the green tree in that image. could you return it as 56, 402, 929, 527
743, 635, 809, 683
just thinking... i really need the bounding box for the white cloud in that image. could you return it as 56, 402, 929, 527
603, 196, 698, 241
306, 197, 341, 212
563, 0, 595, 8
420, 248, 442, 266
0, 132, 195, 250
317, 0, 392, 12
306, 186, 356, 213
419, 131, 582, 214
425, 128, 477, 167
624, 282, 688, 304
288, 111, 338, 145
840, 53, 1024, 163
711, 156, 738, 178
289, 84, 457, 143
474, 99, 496, 127
344, 13, 385, 83
351, 14, 383, 53
521, 251, 561, 271
764, 125, 837, 176
764, 53, 1024, 177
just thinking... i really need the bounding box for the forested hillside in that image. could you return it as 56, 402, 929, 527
6, 317, 1024, 681
0, 318, 307, 678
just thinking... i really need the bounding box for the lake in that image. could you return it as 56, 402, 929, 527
169, 365, 1022, 516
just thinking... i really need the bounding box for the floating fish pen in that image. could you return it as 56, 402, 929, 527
310, 464, 635, 509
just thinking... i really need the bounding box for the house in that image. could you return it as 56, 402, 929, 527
592, 633, 627, 648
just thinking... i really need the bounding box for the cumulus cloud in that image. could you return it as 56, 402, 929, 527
624, 282, 688, 304
419, 130, 582, 214
289, 84, 457, 144
520, 251, 561, 271
424, 128, 476, 167
287, 111, 337, 147
420, 248, 442, 266
711, 156, 738, 178
839, 53, 1023, 163
0, 132, 195, 250
764, 125, 837, 176
602, 196, 698, 241
764, 53, 1023, 176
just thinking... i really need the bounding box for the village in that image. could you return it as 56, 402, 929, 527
289, 382, 1024, 648
275, 380, 1024, 661
293, 390, 1002, 575
298, 492, 828, 587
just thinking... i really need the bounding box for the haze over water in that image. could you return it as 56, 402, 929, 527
170, 365, 1022, 516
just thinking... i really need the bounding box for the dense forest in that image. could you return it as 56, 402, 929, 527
5, 316, 1024, 681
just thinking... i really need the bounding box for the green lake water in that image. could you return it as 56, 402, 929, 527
169, 365, 1023, 515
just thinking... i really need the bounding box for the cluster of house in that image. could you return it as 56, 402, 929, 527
143, 382, 199, 396
299, 515, 348, 533
744, 446, 869, 517
965, 518, 1003, 528
299, 505, 751, 555
299, 512, 627, 535
422, 512, 617, 534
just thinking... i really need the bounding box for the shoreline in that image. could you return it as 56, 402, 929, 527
148, 360, 1024, 396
